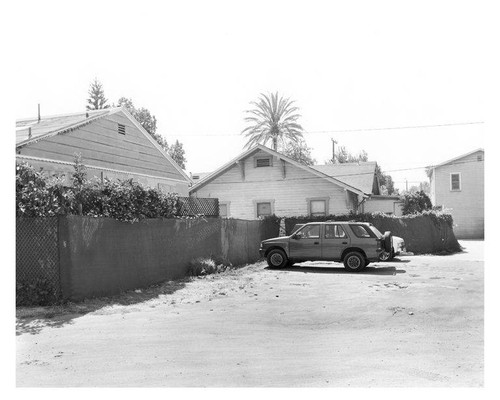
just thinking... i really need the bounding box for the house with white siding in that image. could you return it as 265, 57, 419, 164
189, 144, 396, 219
16, 107, 191, 195
428, 148, 484, 239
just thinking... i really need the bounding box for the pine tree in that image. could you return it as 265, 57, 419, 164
86, 78, 110, 110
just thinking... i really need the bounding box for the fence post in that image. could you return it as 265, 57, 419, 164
57, 215, 72, 300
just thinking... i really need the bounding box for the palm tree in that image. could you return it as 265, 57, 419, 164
242, 92, 304, 151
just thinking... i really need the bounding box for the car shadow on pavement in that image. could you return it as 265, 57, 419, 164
274, 265, 406, 275
16, 279, 188, 336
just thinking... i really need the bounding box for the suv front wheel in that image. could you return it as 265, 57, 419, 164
343, 251, 366, 272
266, 248, 289, 269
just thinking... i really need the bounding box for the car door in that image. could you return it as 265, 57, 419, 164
322, 224, 350, 261
289, 224, 322, 260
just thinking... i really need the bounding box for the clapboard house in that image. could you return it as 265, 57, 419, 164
16, 107, 191, 195
428, 148, 484, 239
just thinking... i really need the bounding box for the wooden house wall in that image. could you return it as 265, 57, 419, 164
431, 150, 484, 238
191, 150, 356, 219
17, 112, 189, 195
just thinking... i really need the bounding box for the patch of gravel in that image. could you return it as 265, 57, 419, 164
16, 261, 268, 321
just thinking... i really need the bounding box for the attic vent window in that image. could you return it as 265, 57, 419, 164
477, 154, 483, 161
192, 175, 200, 180
118, 123, 126, 135
255, 157, 272, 168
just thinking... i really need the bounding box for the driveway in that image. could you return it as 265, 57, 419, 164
16, 240, 483, 387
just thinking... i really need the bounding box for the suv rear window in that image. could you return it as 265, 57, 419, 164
350, 225, 372, 238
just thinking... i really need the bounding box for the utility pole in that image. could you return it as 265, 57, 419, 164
331, 138, 337, 163
405, 179, 408, 192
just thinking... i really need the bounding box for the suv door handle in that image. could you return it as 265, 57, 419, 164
342, 241, 348, 244
314, 241, 320, 245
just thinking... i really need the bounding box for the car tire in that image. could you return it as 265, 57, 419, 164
379, 248, 394, 261
266, 248, 289, 269
343, 251, 366, 272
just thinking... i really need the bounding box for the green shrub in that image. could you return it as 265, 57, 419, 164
281, 210, 454, 234
187, 257, 232, 276
16, 277, 61, 306
401, 190, 432, 215
16, 160, 180, 222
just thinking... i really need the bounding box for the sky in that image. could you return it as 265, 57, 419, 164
8, 0, 487, 191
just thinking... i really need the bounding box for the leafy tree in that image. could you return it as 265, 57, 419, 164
328, 146, 368, 164
168, 140, 186, 169
401, 190, 432, 215
375, 163, 397, 195
280, 138, 316, 166
242, 92, 304, 150
86, 78, 110, 110
420, 181, 431, 194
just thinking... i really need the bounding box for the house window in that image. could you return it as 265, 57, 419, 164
309, 199, 327, 217
256, 202, 272, 217
255, 157, 272, 168
118, 123, 126, 135
450, 173, 461, 191
219, 202, 230, 218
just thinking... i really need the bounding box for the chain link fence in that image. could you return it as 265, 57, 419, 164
16, 217, 61, 306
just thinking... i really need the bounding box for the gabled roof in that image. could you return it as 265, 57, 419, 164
431, 148, 484, 169
312, 162, 378, 195
16, 107, 191, 183
16, 108, 119, 146
189, 144, 368, 197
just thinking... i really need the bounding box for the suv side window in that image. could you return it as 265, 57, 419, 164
350, 225, 372, 238
325, 225, 347, 239
298, 224, 321, 239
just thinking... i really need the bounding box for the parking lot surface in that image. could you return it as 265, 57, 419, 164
16, 240, 483, 387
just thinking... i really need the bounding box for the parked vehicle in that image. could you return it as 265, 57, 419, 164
379, 235, 406, 261
259, 221, 392, 272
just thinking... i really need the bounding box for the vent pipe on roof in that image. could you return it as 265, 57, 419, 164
86, 112, 89, 118
37, 104, 41, 122
28, 127, 32, 139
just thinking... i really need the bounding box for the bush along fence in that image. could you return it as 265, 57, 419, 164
16, 161, 218, 220
16, 216, 280, 306
282, 211, 461, 254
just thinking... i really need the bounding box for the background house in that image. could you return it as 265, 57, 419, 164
313, 162, 403, 216
189, 145, 380, 219
16, 107, 191, 195
429, 148, 484, 239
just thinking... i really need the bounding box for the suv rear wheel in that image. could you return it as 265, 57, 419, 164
266, 248, 289, 269
343, 251, 366, 272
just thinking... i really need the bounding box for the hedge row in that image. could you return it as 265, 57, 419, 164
280, 211, 460, 254
16, 161, 180, 222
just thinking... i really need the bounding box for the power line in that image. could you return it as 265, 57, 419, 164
169, 121, 484, 137
305, 121, 484, 134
